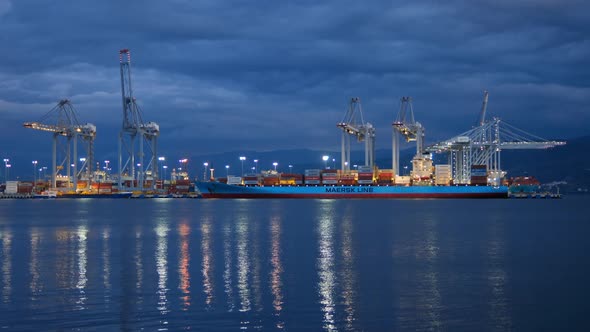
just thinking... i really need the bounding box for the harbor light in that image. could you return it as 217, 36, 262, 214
225, 165, 230, 177
3, 158, 8, 183
254, 159, 259, 173
32, 160, 38, 185
322, 155, 329, 169
239, 156, 246, 176
273, 162, 278, 171
289, 164, 293, 173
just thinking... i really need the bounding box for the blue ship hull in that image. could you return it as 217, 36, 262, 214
195, 181, 508, 199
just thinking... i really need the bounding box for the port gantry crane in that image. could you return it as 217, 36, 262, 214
23, 99, 96, 189
118, 49, 160, 191
337, 97, 376, 171
392, 96, 425, 176
425, 91, 566, 185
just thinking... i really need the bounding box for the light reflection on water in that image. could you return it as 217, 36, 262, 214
200, 218, 214, 309
102, 227, 111, 301
1, 230, 11, 304
317, 200, 337, 332
223, 221, 235, 312
55, 229, 73, 299
0, 198, 583, 331
178, 222, 191, 310
340, 214, 356, 331
155, 221, 170, 318
270, 215, 285, 330
236, 214, 251, 313
29, 228, 42, 301
419, 217, 442, 331
135, 227, 143, 302
487, 220, 512, 331
75, 225, 88, 310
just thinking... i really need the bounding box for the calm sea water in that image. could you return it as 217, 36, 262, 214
0, 196, 589, 331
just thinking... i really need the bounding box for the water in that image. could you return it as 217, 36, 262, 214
0, 197, 589, 331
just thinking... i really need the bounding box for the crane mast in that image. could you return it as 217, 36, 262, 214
392, 97, 425, 176
118, 49, 160, 191
24, 99, 96, 190
337, 97, 375, 170
425, 91, 566, 185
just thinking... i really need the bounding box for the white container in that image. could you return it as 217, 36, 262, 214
394, 176, 411, 185
227, 176, 243, 185
5, 181, 18, 194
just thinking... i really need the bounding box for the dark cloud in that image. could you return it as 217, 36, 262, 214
0, 0, 589, 177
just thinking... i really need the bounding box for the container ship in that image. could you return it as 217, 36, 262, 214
195, 164, 508, 199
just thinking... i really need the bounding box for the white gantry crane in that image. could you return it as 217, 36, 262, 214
392, 97, 425, 176
118, 49, 160, 191
337, 97, 375, 170
425, 91, 566, 185
24, 99, 96, 189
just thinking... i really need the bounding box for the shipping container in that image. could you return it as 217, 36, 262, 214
263, 178, 280, 186
227, 176, 243, 185
357, 165, 373, 172
471, 165, 487, 177
470, 175, 487, 185
394, 176, 411, 185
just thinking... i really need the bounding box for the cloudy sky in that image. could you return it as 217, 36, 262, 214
0, 0, 588, 175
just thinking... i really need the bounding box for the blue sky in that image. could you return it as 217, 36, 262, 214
0, 0, 588, 176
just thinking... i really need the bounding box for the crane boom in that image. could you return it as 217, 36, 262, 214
337, 97, 375, 170
23, 99, 96, 190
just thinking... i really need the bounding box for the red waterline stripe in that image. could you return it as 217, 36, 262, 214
200, 193, 507, 199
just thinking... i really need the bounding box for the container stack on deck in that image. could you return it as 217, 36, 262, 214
357, 166, 374, 184
304, 169, 321, 185
321, 169, 339, 185
279, 173, 303, 185
170, 179, 191, 194
435, 164, 452, 185
243, 174, 260, 186
377, 169, 393, 185
471, 165, 487, 185
263, 173, 280, 186
394, 175, 411, 186
339, 172, 356, 185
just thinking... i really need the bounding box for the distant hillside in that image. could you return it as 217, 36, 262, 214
194, 136, 589, 193
500, 135, 589, 193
